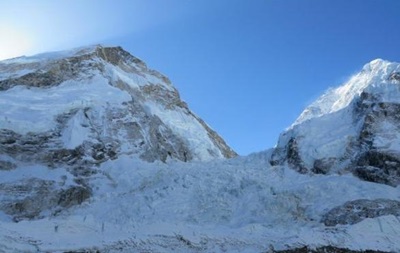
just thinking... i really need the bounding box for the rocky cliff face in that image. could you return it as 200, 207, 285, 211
0, 45, 236, 221
271, 59, 400, 187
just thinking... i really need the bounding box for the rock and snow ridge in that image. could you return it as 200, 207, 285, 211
0, 45, 236, 163
0, 48, 400, 252
0, 45, 237, 240
272, 58, 400, 186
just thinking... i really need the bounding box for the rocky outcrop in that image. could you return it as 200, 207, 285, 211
139, 115, 194, 162
321, 199, 400, 226
348, 96, 400, 186
60, 243, 392, 253
271, 59, 400, 187
388, 72, 400, 81
270, 137, 308, 174
0, 160, 16, 170
353, 151, 400, 186
0, 178, 91, 222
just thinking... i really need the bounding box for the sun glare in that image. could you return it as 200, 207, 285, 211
0, 25, 33, 60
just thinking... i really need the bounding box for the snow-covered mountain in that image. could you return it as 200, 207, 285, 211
0, 47, 400, 252
0, 45, 236, 164
271, 59, 400, 187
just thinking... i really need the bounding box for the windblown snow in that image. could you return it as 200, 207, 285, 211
294, 59, 400, 126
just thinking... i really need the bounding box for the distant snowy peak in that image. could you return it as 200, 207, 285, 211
294, 58, 400, 126
0, 45, 237, 165
272, 58, 400, 186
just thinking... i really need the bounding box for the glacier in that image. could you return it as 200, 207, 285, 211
0, 153, 399, 252
0, 46, 400, 252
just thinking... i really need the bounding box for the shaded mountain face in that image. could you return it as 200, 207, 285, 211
0, 45, 236, 220
271, 59, 400, 186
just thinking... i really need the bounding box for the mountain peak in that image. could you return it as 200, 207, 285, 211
293, 59, 400, 126
362, 58, 389, 71
272, 58, 400, 186
0, 45, 146, 73
0, 45, 236, 164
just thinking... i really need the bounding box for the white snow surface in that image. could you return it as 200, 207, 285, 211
1, 49, 400, 251
61, 109, 92, 149
0, 74, 131, 134
0, 153, 399, 252
278, 104, 359, 170
145, 100, 223, 160
294, 59, 400, 126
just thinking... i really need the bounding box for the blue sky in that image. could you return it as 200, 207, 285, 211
2, 0, 400, 155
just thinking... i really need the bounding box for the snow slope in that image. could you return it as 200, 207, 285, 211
1, 48, 400, 252
294, 59, 400, 125
272, 59, 400, 183
0, 152, 399, 252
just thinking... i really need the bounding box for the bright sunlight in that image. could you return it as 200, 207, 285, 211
0, 24, 33, 60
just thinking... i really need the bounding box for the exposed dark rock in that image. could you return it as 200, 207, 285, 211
0, 71, 62, 90
271, 137, 308, 173
352, 150, 400, 186
141, 83, 184, 110
0, 129, 18, 145
0, 54, 99, 91
352, 151, 400, 187
312, 158, 337, 174
270, 147, 285, 166
353, 166, 392, 186
89, 141, 119, 163
357, 150, 400, 169
0, 129, 57, 163
272, 89, 400, 186
48, 147, 85, 165
0, 179, 56, 221
0, 160, 16, 170
0, 178, 91, 222
348, 98, 400, 186
321, 199, 400, 226
388, 71, 400, 81
140, 116, 194, 162
95, 45, 145, 67
61, 244, 391, 253
57, 186, 92, 208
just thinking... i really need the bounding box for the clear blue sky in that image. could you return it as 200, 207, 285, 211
2, 0, 400, 155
